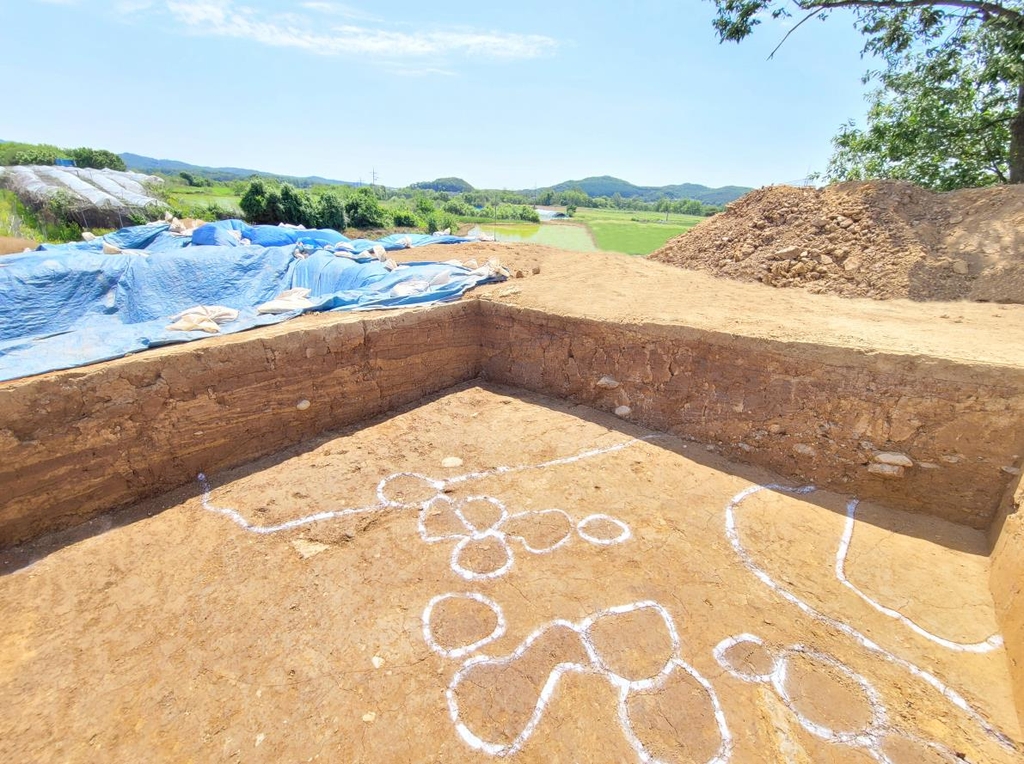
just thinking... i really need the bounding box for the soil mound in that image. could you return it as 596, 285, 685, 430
650, 180, 1024, 302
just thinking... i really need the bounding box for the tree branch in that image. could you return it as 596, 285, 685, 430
768, 9, 823, 58
796, 0, 1024, 26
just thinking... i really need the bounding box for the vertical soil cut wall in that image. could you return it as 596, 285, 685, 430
0, 303, 481, 548
2, 298, 1023, 727
479, 302, 1024, 529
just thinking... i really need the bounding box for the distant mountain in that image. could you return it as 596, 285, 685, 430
410, 177, 474, 193
543, 175, 751, 205
119, 153, 358, 188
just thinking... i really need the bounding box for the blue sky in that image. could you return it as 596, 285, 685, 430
0, 1, 873, 189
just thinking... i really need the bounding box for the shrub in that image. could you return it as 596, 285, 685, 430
345, 187, 392, 229
423, 210, 459, 235
391, 209, 421, 228
414, 196, 436, 216
67, 148, 127, 171
317, 191, 346, 230
443, 199, 474, 216
239, 179, 269, 222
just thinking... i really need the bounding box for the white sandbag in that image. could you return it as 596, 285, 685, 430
257, 287, 313, 314
171, 305, 240, 324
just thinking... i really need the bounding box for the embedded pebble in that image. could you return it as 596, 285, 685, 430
296, 399, 311, 411
371, 655, 385, 669
868, 463, 904, 478
874, 451, 913, 467
362, 712, 376, 723
614, 405, 631, 417
596, 376, 620, 389
793, 443, 817, 457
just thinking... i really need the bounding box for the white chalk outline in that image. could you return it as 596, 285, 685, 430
725, 484, 1014, 749
837, 498, 1003, 653
423, 592, 507, 659
577, 514, 632, 546
198, 435, 658, 536
451, 530, 515, 580
200, 440, 644, 581
714, 634, 962, 763
445, 601, 732, 763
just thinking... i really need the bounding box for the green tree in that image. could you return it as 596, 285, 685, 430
67, 147, 127, 171
710, 0, 1024, 186
826, 30, 1015, 188
239, 179, 268, 222
279, 184, 317, 227
414, 195, 436, 216
345, 186, 392, 229
317, 191, 347, 230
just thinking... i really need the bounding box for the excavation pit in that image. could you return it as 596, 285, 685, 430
1, 247, 1023, 762
1, 384, 1021, 762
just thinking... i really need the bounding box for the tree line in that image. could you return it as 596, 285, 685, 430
0, 142, 126, 171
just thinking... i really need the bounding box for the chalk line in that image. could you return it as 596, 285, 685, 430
836, 498, 1003, 653
423, 592, 507, 660
443, 600, 732, 762
198, 435, 655, 536
714, 634, 962, 763
725, 484, 1014, 749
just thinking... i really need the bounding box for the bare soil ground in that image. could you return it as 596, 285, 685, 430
398, 241, 1024, 367
1, 385, 1019, 763
0, 236, 36, 255
649, 181, 1024, 303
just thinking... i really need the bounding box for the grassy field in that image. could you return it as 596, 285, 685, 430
571, 207, 703, 255
165, 184, 242, 211
466, 222, 598, 252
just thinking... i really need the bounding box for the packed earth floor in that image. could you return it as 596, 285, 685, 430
1, 384, 1018, 763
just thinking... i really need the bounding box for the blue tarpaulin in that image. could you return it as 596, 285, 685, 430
0, 220, 502, 381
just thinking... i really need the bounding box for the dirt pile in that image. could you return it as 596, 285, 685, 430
650, 180, 1024, 302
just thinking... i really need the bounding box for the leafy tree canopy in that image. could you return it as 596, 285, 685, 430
710, 0, 1024, 187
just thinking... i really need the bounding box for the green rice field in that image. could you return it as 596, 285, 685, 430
466, 222, 598, 252
468, 208, 703, 256
571, 208, 702, 255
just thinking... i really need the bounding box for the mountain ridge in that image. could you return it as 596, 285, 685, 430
118, 152, 750, 203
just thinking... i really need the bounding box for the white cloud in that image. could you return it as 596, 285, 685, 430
163, 1, 558, 60
299, 1, 380, 22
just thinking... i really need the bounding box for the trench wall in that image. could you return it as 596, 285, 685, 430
0, 303, 481, 548
4, 297, 1024, 725
479, 302, 1024, 529
991, 473, 1024, 731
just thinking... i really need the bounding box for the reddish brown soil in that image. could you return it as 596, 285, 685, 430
0, 236, 35, 255
649, 181, 1024, 303
1, 385, 1019, 762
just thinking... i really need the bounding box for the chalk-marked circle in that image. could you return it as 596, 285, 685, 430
451, 531, 514, 580
377, 472, 444, 508
419, 495, 474, 542
505, 509, 574, 553
619, 656, 734, 764
454, 496, 508, 534
577, 514, 631, 546
423, 592, 506, 659
582, 601, 679, 691
773, 645, 886, 747
713, 633, 775, 684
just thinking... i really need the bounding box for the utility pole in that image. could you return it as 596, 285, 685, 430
371, 168, 379, 188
